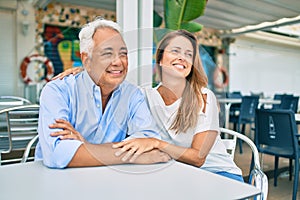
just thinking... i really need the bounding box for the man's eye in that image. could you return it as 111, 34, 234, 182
101, 52, 112, 56
119, 52, 128, 57
171, 49, 179, 53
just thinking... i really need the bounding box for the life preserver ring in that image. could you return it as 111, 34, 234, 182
20, 54, 54, 84
213, 66, 229, 89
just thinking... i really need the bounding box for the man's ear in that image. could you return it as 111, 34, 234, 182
81, 52, 90, 69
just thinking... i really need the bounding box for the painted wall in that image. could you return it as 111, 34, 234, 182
229, 33, 300, 98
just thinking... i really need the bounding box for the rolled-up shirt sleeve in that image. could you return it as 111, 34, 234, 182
36, 82, 82, 168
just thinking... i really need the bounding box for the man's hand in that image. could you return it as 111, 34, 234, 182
49, 119, 85, 142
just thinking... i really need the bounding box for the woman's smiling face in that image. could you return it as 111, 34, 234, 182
160, 36, 194, 79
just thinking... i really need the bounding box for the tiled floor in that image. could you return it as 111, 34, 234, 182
234, 139, 299, 200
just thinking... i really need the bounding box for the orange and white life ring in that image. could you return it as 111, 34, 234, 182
20, 54, 54, 84
213, 66, 229, 89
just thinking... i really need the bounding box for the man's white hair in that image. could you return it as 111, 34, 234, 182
79, 17, 121, 56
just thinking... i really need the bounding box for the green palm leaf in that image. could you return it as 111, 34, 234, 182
164, 0, 206, 32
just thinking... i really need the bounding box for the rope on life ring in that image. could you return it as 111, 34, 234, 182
20, 54, 54, 84
213, 66, 229, 89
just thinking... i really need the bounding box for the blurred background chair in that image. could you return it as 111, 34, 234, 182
0, 96, 32, 105
278, 96, 299, 113
0, 104, 39, 165
255, 109, 299, 200
271, 94, 293, 110
220, 128, 268, 200
227, 91, 242, 131
21, 134, 39, 163
236, 95, 259, 154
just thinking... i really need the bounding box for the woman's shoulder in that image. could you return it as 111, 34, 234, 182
140, 86, 158, 96
201, 87, 216, 97
201, 87, 217, 103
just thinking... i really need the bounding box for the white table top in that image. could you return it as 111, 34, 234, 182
218, 98, 281, 105
0, 161, 261, 200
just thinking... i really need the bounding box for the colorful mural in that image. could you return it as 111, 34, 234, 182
35, 2, 116, 75
43, 24, 81, 75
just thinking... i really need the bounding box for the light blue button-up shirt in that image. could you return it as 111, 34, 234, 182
35, 70, 161, 168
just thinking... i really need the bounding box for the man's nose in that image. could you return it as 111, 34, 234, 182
111, 55, 122, 65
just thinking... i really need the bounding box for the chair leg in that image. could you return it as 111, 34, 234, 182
238, 124, 246, 154
249, 153, 254, 176
289, 158, 293, 181
233, 123, 237, 131
274, 156, 279, 187
292, 158, 299, 200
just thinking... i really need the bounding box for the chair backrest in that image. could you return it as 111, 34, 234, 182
21, 134, 39, 163
0, 96, 32, 105
272, 94, 293, 110
255, 109, 298, 156
239, 95, 259, 123
226, 91, 242, 99
0, 104, 39, 164
279, 96, 299, 113
220, 128, 268, 200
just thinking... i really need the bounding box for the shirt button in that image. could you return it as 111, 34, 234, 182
97, 104, 100, 108
91, 96, 93, 99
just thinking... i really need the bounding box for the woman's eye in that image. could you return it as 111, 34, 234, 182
171, 49, 179, 53
186, 53, 193, 58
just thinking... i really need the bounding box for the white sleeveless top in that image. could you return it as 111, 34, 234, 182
143, 86, 242, 175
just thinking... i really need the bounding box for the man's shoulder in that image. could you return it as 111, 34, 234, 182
42, 75, 79, 96
120, 81, 140, 92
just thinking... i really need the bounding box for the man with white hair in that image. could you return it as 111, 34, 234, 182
35, 18, 169, 168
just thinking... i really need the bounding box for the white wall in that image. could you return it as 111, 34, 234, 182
229, 32, 300, 98
0, 1, 36, 98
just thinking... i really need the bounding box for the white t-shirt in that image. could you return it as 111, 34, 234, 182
143, 86, 242, 175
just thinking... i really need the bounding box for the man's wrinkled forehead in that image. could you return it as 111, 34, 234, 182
93, 28, 127, 50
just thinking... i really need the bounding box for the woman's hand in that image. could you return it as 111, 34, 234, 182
49, 119, 85, 142
52, 67, 84, 80
134, 149, 171, 164
112, 138, 160, 162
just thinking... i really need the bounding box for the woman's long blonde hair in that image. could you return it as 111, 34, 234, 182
156, 30, 208, 134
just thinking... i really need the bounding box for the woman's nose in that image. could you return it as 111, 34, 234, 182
177, 53, 186, 61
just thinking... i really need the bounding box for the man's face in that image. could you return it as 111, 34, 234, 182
83, 28, 128, 90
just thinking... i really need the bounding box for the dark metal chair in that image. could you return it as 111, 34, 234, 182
0, 104, 39, 165
255, 109, 299, 200
227, 91, 242, 131
271, 94, 293, 110
278, 95, 299, 113
237, 95, 259, 154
